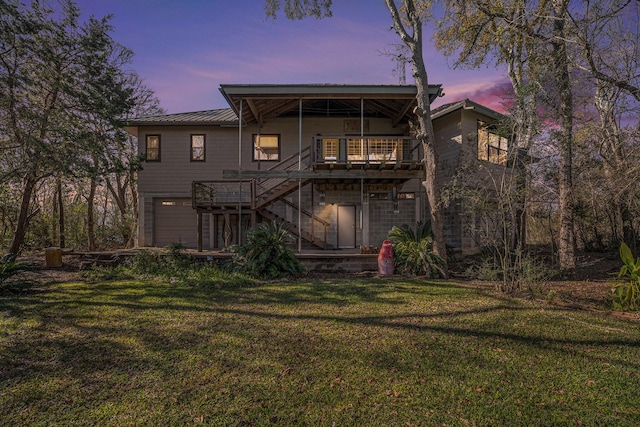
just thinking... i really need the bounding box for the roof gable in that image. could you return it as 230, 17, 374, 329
431, 99, 504, 121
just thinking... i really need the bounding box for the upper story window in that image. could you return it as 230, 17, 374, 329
191, 134, 205, 161
253, 134, 280, 161
321, 138, 338, 161
477, 120, 508, 165
145, 135, 160, 162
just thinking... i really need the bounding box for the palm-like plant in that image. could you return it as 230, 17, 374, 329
233, 222, 305, 279
387, 222, 445, 277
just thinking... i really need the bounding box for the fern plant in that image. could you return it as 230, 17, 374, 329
387, 222, 445, 278
614, 242, 640, 311
233, 222, 305, 279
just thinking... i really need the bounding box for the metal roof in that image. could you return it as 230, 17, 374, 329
127, 108, 238, 126
220, 84, 443, 127
431, 99, 504, 121
125, 84, 447, 133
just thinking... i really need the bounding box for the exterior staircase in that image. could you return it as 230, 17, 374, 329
193, 146, 331, 249
252, 148, 332, 249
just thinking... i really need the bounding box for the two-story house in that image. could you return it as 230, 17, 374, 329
125, 84, 512, 254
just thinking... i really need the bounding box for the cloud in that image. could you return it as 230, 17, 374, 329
434, 77, 515, 113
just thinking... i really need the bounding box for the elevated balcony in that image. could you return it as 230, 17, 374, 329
312, 136, 423, 170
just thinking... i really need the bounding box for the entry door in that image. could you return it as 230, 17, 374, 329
337, 205, 356, 249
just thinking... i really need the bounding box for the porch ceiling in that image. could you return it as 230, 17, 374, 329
219, 84, 443, 127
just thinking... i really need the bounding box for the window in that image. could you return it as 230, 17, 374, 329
397, 192, 415, 200
477, 121, 508, 165
368, 138, 401, 161
253, 134, 280, 161
191, 134, 205, 161
145, 135, 160, 161
322, 138, 338, 161
369, 192, 389, 200
347, 138, 365, 161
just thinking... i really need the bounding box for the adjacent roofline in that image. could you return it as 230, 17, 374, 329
126, 84, 451, 135
431, 99, 504, 121
124, 108, 238, 137
219, 83, 443, 126
219, 83, 435, 98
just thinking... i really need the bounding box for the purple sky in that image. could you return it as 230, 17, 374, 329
75, 0, 509, 114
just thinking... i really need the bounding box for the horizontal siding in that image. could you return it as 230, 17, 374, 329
137, 118, 409, 194
138, 126, 238, 193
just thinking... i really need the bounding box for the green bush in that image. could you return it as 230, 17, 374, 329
0, 253, 29, 285
85, 248, 255, 288
232, 222, 305, 279
387, 222, 445, 278
125, 244, 196, 279
614, 242, 640, 311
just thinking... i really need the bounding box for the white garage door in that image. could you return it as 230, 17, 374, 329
153, 198, 198, 248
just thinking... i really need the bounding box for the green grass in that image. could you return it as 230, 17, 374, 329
1, 276, 639, 426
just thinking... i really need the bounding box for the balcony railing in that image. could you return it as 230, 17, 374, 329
192, 180, 253, 209
312, 136, 421, 167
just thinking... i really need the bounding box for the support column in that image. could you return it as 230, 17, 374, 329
197, 210, 203, 252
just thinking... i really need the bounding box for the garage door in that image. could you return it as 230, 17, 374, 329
153, 198, 198, 248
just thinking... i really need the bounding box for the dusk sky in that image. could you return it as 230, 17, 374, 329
74, 0, 510, 114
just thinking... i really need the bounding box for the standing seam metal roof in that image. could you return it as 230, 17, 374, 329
127, 108, 238, 125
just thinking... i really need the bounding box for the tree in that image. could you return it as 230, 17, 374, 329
435, 0, 576, 271
265, 0, 449, 274
436, 0, 543, 266
0, 1, 145, 254
436, 0, 639, 271
567, 0, 640, 256
549, 0, 576, 271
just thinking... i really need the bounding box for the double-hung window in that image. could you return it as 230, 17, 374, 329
191, 134, 205, 161
145, 135, 160, 162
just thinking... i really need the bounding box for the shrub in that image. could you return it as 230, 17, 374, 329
126, 243, 196, 279
387, 222, 445, 278
466, 250, 555, 293
0, 253, 29, 285
614, 242, 640, 311
88, 248, 255, 288
232, 222, 305, 279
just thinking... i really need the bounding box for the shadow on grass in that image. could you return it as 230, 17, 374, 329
2, 278, 638, 365
1, 274, 639, 427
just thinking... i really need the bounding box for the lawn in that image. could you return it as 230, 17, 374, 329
1, 274, 639, 426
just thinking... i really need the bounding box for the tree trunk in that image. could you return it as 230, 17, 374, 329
9, 175, 38, 254
552, 0, 575, 271
106, 175, 137, 248
57, 178, 65, 249
385, 0, 448, 275
87, 177, 96, 251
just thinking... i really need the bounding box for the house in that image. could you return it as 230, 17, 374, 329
431, 98, 514, 251
125, 84, 512, 254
